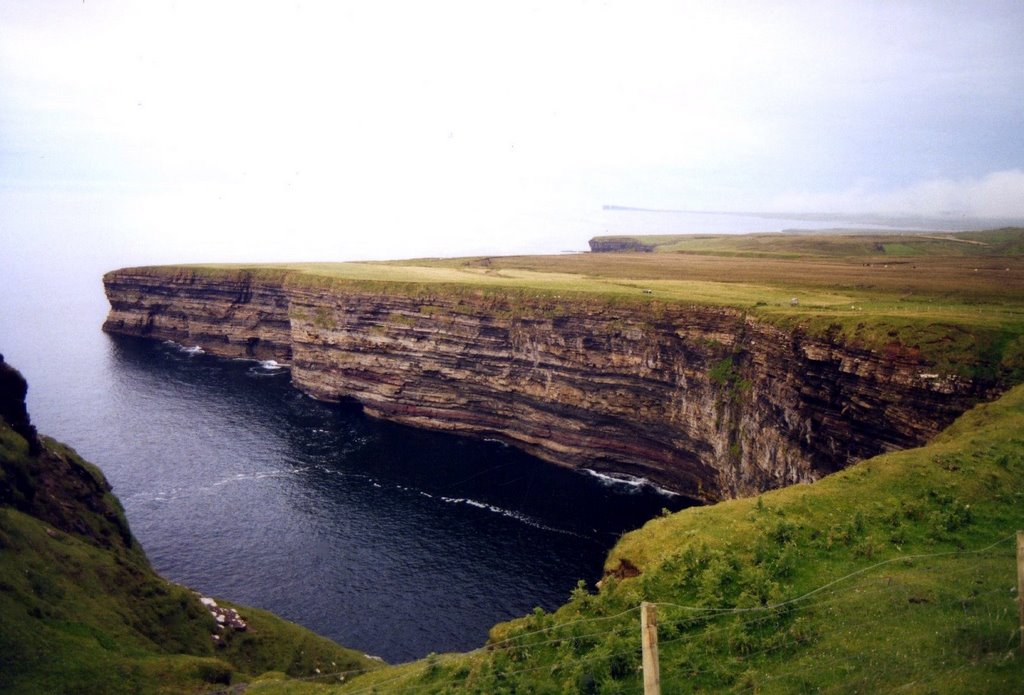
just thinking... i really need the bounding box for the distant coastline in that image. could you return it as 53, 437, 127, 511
601, 205, 1024, 232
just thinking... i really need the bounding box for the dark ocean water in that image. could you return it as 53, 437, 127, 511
0, 278, 690, 662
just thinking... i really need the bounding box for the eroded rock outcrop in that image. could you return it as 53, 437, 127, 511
102, 267, 993, 501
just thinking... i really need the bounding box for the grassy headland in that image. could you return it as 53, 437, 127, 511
137, 227, 1024, 383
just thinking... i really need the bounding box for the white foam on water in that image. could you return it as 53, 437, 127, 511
582, 468, 679, 497
436, 495, 594, 540
246, 359, 289, 377
161, 339, 207, 356
582, 469, 646, 488
133, 466, 316, 503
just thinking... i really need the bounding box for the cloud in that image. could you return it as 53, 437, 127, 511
769, 170, 1024, 219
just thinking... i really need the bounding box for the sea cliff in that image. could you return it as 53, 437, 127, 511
102, 266, 994, 501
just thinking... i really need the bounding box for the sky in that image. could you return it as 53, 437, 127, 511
2, 0, 1024, 274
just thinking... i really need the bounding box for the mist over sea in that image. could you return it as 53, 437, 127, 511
0, 208, 947, 660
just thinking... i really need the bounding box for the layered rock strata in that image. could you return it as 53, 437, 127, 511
103, 267, 990, 501
103, 268, 293, 362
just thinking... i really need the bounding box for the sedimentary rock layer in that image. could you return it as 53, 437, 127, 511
102, 267, 990, 501
103, 268, 293, 362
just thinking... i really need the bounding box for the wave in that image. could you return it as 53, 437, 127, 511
127, 465, 314, 503
159, 340, 291, 374
582, 468, 679, 497
247, 360, 288, 377
435, 495, 597, 541
226, 355, 287, 370
162, 340, 205, 356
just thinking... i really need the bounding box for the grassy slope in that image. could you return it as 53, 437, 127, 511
264, 383, 1024, 694
0, 421, 381, 694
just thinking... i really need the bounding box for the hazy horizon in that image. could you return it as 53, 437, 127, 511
3, 2, 1024, 284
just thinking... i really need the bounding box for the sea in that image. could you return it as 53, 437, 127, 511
0, 209, 929, 662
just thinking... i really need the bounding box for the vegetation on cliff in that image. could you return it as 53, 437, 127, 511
0, 356, 381, 694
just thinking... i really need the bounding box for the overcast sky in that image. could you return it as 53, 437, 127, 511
2, 0, 1024, 270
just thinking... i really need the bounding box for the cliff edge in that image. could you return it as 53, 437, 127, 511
101, 261, 1013, 501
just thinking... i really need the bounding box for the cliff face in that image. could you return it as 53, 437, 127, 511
102, 268, 989, 501
103, 268, 293, 362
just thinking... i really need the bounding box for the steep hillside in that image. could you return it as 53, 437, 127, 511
0, 355, 381, 694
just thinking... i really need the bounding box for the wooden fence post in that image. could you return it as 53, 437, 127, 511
1017, 530, 1023, 654
641, 602, 661, 695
